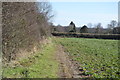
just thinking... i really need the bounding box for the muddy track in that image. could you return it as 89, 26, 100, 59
56, 45, 91, 78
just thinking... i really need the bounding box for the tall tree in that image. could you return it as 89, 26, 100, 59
95, 23, 103, 33
106, 20, 117, 34
37, 2, 54, 21
110, 20, 117, 29
107, 24, 113, 34
117, 22, 120, 27
87, 23, 92, 28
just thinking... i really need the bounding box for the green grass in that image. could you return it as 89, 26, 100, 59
3, 39, 59, 78
54, 37, 119, 78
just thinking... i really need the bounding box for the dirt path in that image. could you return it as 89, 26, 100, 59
56, 45, 91, 78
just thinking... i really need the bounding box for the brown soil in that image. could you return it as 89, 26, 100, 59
56, 45, 92, 78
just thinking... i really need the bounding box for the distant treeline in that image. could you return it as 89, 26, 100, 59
52, 32, 120, 40
51, 21, 120, 34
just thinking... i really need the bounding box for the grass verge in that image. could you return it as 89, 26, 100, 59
3, 38, 59, 78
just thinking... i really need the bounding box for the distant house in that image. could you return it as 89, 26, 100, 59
80, 25, 88, 33
69, 21, 76, 32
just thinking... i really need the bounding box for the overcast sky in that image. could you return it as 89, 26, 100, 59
50, 2, 118, 28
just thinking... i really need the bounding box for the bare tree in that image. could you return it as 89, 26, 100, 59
117, 22, 120, 27
107, 24, 112, 29
110, 20, 117, 29
36, 2, 54, 21
95, 23, 103, 34
113, 22, 120, 34
87, 23, 92, 28
107, 24, 113, 34
36, 2, 54, 36
106, 20, 117, 34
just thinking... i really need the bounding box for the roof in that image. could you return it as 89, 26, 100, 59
70, 21, 75, 25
